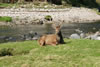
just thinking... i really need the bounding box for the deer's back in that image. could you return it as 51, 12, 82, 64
39, 34, 60, 46
45, 34, 60, 45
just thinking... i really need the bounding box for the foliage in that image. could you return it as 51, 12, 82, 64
0, 48, 13, 56
48, 0, 62, 5
44, 15, 52, 21
63, 0, 99, 8
0, 39, 100, 67
0, 16, 12, 22
96, 0, 100, 5
0, 0, 100, 8
0, 3, 14, 8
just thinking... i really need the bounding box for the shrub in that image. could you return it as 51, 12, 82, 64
33, 2, 40, 6
63, 0, 99, 8
44, 15, 52, 21
0, 16, 12, 22
0, 48, 14, 56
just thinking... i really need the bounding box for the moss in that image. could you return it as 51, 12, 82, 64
44, 15, 52, 21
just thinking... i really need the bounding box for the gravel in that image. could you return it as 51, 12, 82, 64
0, 7, 100, 25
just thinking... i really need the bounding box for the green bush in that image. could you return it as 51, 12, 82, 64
44, 15, 52, 21
0, 16, 12, 22
0, 48, 14, 56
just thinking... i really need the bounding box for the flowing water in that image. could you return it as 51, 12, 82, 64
0, 22, 100, 42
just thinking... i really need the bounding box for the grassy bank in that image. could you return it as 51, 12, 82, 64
0, 16, 12, 22
0, 3, 14, 8
0, 39, 100, 67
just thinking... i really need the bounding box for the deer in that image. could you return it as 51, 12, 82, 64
38, 23, 64, 46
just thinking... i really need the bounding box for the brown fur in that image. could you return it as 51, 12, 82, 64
38, 24, 64, 46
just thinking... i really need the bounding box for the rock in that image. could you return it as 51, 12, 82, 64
70, 33, 80, 39
20, 32, 40, 41
85, 31, 100, 40
0, 36, 17, 42
80, 33, 86, 38
90, 32, 99, 40
13, 17, 44, 25
28, 31, 34, 38
0, 36, 9, 41
7, 37, 17, 42
24, 34, 32, 41
96, 37, 100, 40
32, 32, 40, 40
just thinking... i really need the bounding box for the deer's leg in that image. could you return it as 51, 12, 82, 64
40, 41, 45, 46
51, 41, 58, 46
38, 36, 46, 46
38, 39, 45, 46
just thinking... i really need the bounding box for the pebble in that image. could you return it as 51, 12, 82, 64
0, 7, 100, 25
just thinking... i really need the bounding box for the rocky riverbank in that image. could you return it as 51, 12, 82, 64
0, 7, 100, 25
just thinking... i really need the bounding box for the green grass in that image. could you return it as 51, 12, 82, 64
0, 16, 12, 22
0, 2, 68, 9
44, 15, 52, 21
0, 39, 100, 67
0, 3, 14, 8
